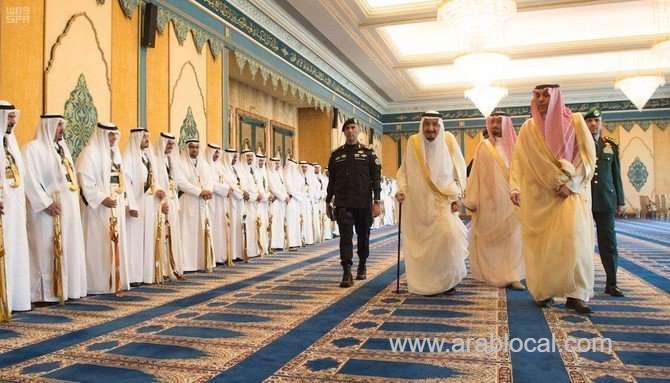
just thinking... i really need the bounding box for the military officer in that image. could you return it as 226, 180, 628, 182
585, 107, 625, 297
326, 118, 382, 288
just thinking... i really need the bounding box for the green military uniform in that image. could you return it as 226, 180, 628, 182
587, 108, 625, 291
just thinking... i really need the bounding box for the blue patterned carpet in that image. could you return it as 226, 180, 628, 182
0, 220, 669, 382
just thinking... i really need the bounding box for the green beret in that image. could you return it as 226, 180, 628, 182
584, 107, 601, 119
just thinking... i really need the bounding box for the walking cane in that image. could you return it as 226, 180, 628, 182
396, 202, 402, 294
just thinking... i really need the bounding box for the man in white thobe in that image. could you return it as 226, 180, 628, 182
153, 132, 184, 279
284, 158, 304, 251
254, 151, 270, 256
382, 177, 394, 226
123, 128, 166, 284
24, 115, 87, 302
177, 139, 215, 272
299, 161, 315, 245
268, 154, 288, 251
0, 102, 30, 311
308, 163, 322, 243
222, 149, 245, 261
205, 144, 231, 265
315, 164, 332, 240
325, 168, 340, 237
464, 112, 525, 290
237, 148, 260, 259
77, 122, 136, 294
396, 111, 468, 296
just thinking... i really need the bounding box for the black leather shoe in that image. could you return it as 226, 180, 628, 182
566, 297, 592, 314
605, 286, 624, 297
535, 297, 554, 307
340, 266, 354, 288
356, 264, 367, 280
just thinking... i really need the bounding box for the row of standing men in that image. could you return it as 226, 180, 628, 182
0, 101, 398, 321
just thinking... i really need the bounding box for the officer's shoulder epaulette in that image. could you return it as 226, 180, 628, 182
603, 137, 618, 148
358, 143, 374, 152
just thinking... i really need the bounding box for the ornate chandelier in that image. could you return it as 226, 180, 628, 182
437, 0, 516, 52
465, 86, 509, 117
615, 76, 666, 111
438, 0, 516, 116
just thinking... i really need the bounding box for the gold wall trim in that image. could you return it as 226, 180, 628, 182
45, 12, 112, 92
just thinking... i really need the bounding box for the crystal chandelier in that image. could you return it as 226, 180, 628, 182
437, 0, 516, 52
615, 76, 666, 111
465, 86, 509, 117
454, 52, 510, 88
438, 1, 515, 116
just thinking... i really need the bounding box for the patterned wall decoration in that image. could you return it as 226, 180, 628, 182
606, 119, 670, 132
44, 0, 111, 123
195, 0, 382, 119
116, 0, 138, 18
606, 122, 657, 209
156, 5, 223, 58
178, 107, 199, 148
169, 22, 207, 144
63, 74, 98, 160
628, 157, 649, 192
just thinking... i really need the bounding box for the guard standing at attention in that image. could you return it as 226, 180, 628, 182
585, 107, 626, 297
326, 118, 381, 288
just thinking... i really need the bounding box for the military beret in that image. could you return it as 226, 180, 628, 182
584, 107, 602, 120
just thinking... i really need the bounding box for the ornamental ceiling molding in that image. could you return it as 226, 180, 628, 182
381, 98, 670, 124
195, 0, 382, 120
151, 4, 224, 58
234, 50, 331, 113
227, 0, 386, 112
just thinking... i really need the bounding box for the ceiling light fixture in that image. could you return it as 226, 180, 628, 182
615, 75, 666, 111
454, 52, 510, 88
437, 0, 516, 52
465, 86, 509, 117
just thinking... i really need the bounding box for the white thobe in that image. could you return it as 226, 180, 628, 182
226, 166, 245, 261
268, 170, 288, 249
125, 152, 161, 284
320, 175, 332, 240
24, 141, 86, 302
238, 165, 260, 259
301, 174, 314, 245
77, 150, 134, 294
210, 165, 231, 264
465, 139, 524, 287
396, 131, 468, 295
2, 134, 34, 309
177, 157, 215, 272
156, 156, 184, 278
284, 165, 304, 248
254, 169, 270, 255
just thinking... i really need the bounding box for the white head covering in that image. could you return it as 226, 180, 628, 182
419, 111, 454, 190
0, 101, 24, 181
76, 122, 124, 205
205, 143, 225, 182
30, 115, 73, 194
123, 127, 156, 193
179, 139, 209, 187
123, 128, 153, 162
283, 157, 302, 191
221, 148, 240, 186
153, 132, 177, 193
205, 144, 222, 167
